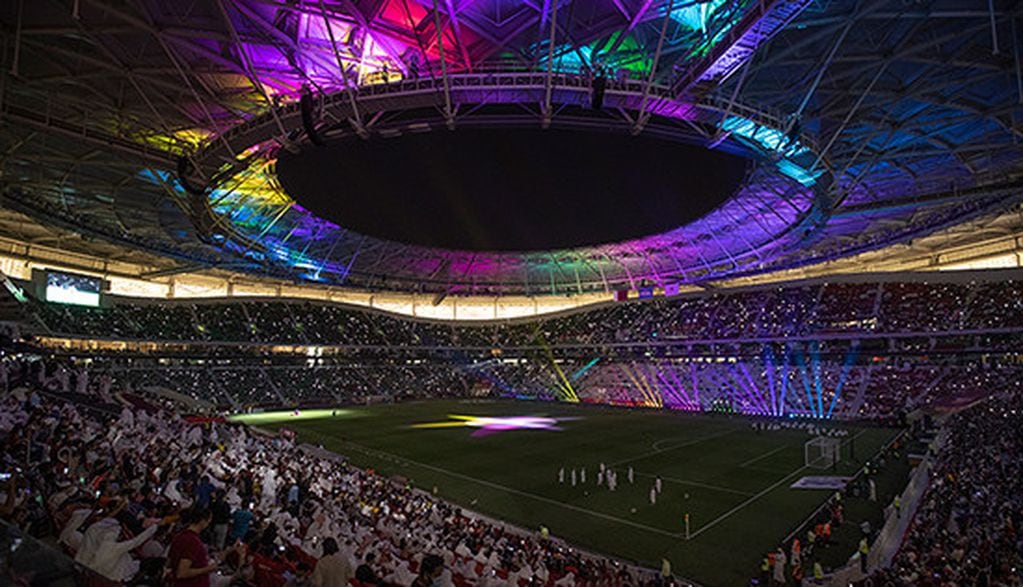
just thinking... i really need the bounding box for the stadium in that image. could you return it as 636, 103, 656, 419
0, 0, 1022, 585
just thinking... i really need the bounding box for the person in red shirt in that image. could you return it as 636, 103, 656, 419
167, 507, 218, 587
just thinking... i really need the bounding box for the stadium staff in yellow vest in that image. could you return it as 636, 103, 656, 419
858, 536, 870, 573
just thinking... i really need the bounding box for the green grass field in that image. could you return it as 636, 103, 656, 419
232, 400, 901, 586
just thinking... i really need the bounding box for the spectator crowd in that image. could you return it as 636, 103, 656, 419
32, 278, 1023, 349
1, 355, 668, 586
863, 393, 1023, 586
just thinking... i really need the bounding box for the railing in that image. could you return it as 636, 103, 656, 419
820, 427, 945, 585
0, 518, 89, 586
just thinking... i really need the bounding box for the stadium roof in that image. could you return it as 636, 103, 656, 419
0, 0, 1021, 296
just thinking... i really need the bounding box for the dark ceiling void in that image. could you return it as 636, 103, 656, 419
277, 128, 749, 252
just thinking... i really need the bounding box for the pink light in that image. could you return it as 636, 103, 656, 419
411, 414, 578, 436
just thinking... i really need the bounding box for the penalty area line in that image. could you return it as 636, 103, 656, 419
626, 472, 757, 499
632, 471, 755, 497
341, 441, 683, 539
610, 428, 737, 468
689, 430, 867, 539
738, 444, 790, 468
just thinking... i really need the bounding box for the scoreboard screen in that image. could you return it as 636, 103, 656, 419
45, 271, 101, 307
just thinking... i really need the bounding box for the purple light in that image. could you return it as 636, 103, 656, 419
411, 414, 578, 437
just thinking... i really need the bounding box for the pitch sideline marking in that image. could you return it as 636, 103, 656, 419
689, 430, 867, 539
341, 441, 685, 538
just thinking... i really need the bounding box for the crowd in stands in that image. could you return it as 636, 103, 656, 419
109, 362, 473, 409
12, 344, 1021, 422
0, 355, 669, 586
6, 349, 1019, 587
864, 393, 1023, 585
29, 278, 1023, 351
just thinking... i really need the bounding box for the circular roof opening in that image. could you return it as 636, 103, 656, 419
277, 128, 749, 252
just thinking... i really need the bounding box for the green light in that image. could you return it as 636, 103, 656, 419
227, 408, 359, 425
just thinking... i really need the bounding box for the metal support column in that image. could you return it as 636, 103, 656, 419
542, 0, 559, 128
318, 0, 368, 138
633, 0, 675, 135
431, 0, 456, 129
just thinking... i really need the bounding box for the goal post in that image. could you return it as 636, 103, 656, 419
805, 436, 842, 469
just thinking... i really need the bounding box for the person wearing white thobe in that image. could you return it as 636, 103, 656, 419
773, 549, 787, 584
75, 516, 158, 582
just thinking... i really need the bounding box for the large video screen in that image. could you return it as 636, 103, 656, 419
45, 272, 101, 307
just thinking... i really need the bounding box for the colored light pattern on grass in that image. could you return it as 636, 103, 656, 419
411, 414, 577, 437
228, 408, 359, 425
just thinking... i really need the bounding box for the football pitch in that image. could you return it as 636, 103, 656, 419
232, 400, 900, 586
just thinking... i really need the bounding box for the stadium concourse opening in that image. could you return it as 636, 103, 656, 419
276, 127, 748, 251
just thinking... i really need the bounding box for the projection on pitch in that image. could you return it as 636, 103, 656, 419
411, 414, 578, 437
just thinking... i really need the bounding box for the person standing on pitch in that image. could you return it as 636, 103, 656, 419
655, 476, 663, 494
581, 467, 586, 484
558, 468, 564, 484
571, 469, 577, 487
628, 466, 634, 484
649, 486, 657, 505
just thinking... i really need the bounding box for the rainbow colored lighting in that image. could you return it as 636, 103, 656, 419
411, 414, 576, 437
176, 1, 822, 295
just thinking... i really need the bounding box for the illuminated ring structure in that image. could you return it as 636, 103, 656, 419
188, 72, 833, 295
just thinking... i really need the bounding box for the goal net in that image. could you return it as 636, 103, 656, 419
805, 436, 842, 469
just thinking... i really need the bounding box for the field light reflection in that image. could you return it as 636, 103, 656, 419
228, 408, 359, 425
411, 414, 578, 437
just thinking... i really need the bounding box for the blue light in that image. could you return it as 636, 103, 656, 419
538, 44, 592, 73
137, 168, 179, 188
776, 159, 822, 186
721, 116, 808, 157
672, 0, 727, 32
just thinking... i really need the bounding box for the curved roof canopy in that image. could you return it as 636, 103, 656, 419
0, 0, 1021, 295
